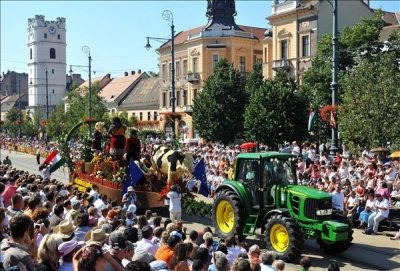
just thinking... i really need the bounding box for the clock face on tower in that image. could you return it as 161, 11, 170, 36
48, 25, 56, 34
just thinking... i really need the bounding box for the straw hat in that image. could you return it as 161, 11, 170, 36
84, 226, 110, 244
53, 220, 75, 239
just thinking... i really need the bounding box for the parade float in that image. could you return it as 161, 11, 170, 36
61, 118, 194, 209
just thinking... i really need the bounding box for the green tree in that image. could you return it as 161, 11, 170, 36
192, 59, 247, 144
339, 30, 400, 148
244, 71, 308, 148
300, 11, 385, 139
245, 63, 264, 99
3, 108, 19, 136
47, 83, 108, 139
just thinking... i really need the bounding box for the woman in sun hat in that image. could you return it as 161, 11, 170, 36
58, 240, 84, 271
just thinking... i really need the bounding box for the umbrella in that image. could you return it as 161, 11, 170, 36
240, 142, 257, 149
390, 151, 400, 158
370, 147, 389, 153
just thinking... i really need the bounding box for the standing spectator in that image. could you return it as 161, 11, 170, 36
122, 186, 137, 212
2, 177, 18, 207
167, 185, 182, 223
135, 225, 159, 255
259, 251, 275, 271
36, 146, 41, 165
7, 193, 25, 218
248, 244, 261, 265
155, 234, 181, 266
169, 243, 190, 271
0, 214, 36, 271
299, 256, 312, 271
36, 234, 63, 271
3, 156, 12, 166
58, 240, 83, 271
366, 193, 389, 234
49, 204, 64, 228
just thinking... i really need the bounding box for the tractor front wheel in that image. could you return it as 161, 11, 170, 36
265, 214, 304, 262
212, 190, 245, 239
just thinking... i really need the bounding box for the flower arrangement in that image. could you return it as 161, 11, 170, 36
95, 170, 105, 179
163, 112, 182, 122
112, 166, 126, 184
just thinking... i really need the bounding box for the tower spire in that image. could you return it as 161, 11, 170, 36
205, 0, 241, 30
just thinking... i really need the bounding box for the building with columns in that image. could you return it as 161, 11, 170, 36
157, 0, 266, 140
27, 15, 67, 117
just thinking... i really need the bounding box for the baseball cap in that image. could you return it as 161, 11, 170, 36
169, 230, 182, 240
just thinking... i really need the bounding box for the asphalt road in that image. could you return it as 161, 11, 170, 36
2, 149, 400, 270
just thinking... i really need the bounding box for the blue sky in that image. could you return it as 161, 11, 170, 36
1, 0, 399, 79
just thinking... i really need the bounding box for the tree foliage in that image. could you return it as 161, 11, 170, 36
47, 82, 108, 139
192, 59, 247, 144
300, 10, 385, 141
244, 71, 308, 148
339, 30, 400, 147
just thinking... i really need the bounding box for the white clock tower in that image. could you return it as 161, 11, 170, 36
27, 15, 66, 117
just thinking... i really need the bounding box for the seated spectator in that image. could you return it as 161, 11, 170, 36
0, 214, 36, 271
49, 204, 64, 228
74, 213, 91, 241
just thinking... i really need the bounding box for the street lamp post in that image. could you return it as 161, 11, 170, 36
330, 0, 339, 155
18, 78, 22, 138
82, 45, 93, 136
145, 10, 176, 142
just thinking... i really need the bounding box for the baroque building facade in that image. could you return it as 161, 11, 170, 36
157, 0, 266, 140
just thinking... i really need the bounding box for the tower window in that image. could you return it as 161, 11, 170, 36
50, 48, 56, 59
52, 69, 54, 74
30, 49, 32, 60
213, 54, 219, 70
44, 33, 47, 38
57, 34, 60, 40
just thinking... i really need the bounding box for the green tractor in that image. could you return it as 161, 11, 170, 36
212, 152, 353, 262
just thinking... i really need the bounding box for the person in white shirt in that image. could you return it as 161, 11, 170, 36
135, 225, 159, 255
167, 185, 182, 223
367, 193, 390, 234
291, 141, 301, 156
330, 185, 344, 212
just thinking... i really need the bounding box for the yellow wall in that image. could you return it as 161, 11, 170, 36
157, 33, 264, 139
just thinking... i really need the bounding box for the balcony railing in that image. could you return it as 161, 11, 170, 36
186, 72, 200, 83
272, 59, 291, 71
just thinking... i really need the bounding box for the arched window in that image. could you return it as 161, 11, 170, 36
30, 48, 32, 60
50, 48, 56, 59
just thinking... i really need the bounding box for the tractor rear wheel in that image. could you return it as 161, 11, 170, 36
212, 190, 245, 239
317, 212, 354, 253
265, 214, 304, 262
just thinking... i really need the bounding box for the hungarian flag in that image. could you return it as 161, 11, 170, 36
43, 150, 66, 173
330, 111, 337, 128
307, 111, 317, 132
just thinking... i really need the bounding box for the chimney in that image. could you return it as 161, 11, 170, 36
138, 69, 141, 74
124, 72, 128, 76
131, 71, 135, 75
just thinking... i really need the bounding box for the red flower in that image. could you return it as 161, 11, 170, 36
320, 104, 339, 123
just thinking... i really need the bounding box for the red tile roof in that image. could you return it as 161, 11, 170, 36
99, 73, 144, 102
160, 24, 267, 49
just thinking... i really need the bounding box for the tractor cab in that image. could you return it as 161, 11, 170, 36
235, 153, 297, 209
